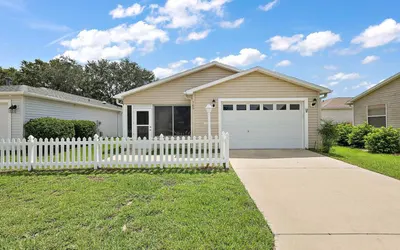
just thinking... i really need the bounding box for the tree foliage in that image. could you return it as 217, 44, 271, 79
0, 57, 155, 104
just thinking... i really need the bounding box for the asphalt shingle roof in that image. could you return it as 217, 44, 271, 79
0, 85, 121, 111
322, 97, 352, 110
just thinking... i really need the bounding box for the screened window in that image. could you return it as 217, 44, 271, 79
223, 104, 234, 111
154, 106, 191, 136
368, 104, 386, 128
127, 105, 132, 137
250, 104, 260, 110
290, 104, 300, 110
236, 104, 247, 111
263, 104, 273, 110
277, 104, 287, 110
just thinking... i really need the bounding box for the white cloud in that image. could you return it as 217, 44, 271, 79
362, 55, 380, 64
324, 65, 337, 70
59, 21, 169, 62
110, 3, 145, 19
328, 81, 339, 86
176, 30, 210, 43
351, 18, 400, 48
352, 81, 376, 90
220, 18, 244, 29
146, 0, 231, 29
327, 72, 361, 81
213, 48, 266, 67
191, 57, 207, 66
153, 59, 189, 79
267, 31, 341, 56
59, 43, 135, 63
259, 0, 279, 11
276, 59, 291, 67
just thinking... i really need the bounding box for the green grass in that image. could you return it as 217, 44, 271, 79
0, 168, 273, 249
328, 146, 400, 180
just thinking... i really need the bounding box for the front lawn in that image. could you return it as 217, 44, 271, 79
328, 146, 400, 180
0, 169, 273, 249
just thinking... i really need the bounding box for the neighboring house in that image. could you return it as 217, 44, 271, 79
347, 72, 400, 128
114, 62, 331, 149
321, 97, 353, 124
0, 85, 122, 139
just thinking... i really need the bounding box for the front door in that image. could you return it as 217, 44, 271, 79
134, 109, 153, 139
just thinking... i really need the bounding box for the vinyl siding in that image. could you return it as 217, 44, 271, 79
353, 78, 400, 128
192, 72, 321, 148
322, 109, 353, 124
0, 95, 23, 138
24, 97, 122, 137
123, 66, 236, 105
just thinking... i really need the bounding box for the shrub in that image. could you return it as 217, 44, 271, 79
348, 123, 374, 148
336, 123, 353, 146
365, 127, 400, 154
25, 117, 75, 139
318, 120, 338, 153
72, 120, 97, 138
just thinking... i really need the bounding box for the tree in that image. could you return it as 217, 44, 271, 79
0, 57, 155, 104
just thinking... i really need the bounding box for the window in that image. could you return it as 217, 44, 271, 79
250, 104, 260, 110
277, 104, 287, 110
127, 105, 132, 137
236, 104, 247, 111
290, 104, 300, 110
367, 104, 386, 128
223, 104, 233, 111
263, 104, 273, 110
154, 106, 191, 136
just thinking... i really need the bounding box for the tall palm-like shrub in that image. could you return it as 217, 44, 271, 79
318, 120, 338, 153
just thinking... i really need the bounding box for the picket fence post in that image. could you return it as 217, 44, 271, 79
94, 134, 100, 169
28, 135, 35, 171
224, 133, 230, 169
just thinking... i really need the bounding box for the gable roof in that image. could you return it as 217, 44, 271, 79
184, 66, 332, 95
113, 61, 241, 99
0, 85, 121, 112
322, 97, 352, 110
347, 72, 400, 104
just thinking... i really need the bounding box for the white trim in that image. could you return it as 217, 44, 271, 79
113, 61, 241, 99
185, 67, 331, 95
0, 92, 121, 112
0, 100, 12, 139
20, 96, 25, 137
348, 72, 400, 104
132, 105, 153, 139
218, 98, 309, 149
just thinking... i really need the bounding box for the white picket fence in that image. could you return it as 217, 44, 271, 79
0, 133, 230, 171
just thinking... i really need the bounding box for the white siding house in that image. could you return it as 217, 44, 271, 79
321, 97, 353, 124
0, 85, 122, 139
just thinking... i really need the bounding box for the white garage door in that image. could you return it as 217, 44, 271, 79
222, 102, 304, 149
0, 102, 9, 139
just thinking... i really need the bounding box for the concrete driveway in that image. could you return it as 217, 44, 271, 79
230, 150, 400, 250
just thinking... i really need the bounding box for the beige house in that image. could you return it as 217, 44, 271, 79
347, 72, 400, 128
114, 62, 331, 149
321, 97, 353, 124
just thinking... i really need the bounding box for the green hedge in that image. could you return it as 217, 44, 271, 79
336, 123, 353, 146
365, 127, 400, 154
25, 117, 75, 139
348, 123, 374, 148
72, 120, 97, 139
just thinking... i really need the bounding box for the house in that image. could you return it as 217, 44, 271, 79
0, 85, 122, 139
321, 97, 353, 124
114, 62, 331, 149
347, 72, 400, 128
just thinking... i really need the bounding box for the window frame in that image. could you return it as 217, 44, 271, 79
289, 104, 301, 111
236, 104, 247, 111
262, 104, 274, 111
223, 104, 234, 111
366, 104, 387, 128
276, 104, 287, 111
154, 105, 191, 136
249, 104, 261, 111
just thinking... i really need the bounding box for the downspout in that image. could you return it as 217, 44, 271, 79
184, 93, 194, 136
115, 99, 123, 136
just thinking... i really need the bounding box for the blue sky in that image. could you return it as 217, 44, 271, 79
1, 0, 399, 98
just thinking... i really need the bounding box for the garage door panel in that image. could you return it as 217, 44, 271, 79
222, 102, 304, 149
